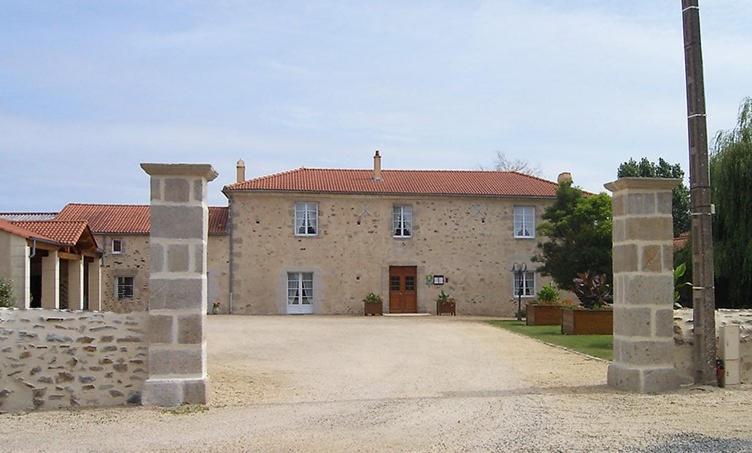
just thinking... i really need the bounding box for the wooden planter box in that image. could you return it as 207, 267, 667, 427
526, 304, 562, 326
561, 308, 613, 335
364, 302, 383, 316
437, 300, 456, 316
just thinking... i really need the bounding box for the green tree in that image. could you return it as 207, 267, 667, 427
710, 97, 752, 308
617, 157, 690, 237
534, 181, 613, 291
0, 278, 14, 308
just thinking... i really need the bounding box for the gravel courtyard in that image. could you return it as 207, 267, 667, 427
1, 316, 751, 452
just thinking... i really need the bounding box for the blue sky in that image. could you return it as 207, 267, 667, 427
1, 0, 750, 210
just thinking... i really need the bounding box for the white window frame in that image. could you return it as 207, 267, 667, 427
513, 206, 536, 239
287, 272, 314, 314
393, 205, 413, 238
513, 271, 536, 297
112, 239, 123, 254
116, 276, 134, 300
294, 202, 318, 237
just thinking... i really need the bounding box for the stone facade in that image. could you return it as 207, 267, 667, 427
229, 192, 559, 316
0, 308, 147, 413
673, 309, 752, 384
96, 234, 229, 314
606, 178, 680, 393
98, 234, 150, 312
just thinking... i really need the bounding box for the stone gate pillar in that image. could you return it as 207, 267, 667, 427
605, 177, 680, 393
141, 163, 218, 406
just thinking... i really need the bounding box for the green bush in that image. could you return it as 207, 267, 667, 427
536, 283, 560, 304
362, 293, 383, 304
0, 278, 14, 308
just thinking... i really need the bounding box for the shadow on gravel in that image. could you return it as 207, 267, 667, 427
635, 433, 752, 453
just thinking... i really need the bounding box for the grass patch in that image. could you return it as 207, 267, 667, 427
488, 320, 613, 361
162, 404, 209, 416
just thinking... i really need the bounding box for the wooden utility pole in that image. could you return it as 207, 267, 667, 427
681, 0, 717, 384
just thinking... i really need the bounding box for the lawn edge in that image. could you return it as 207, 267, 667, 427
485, 320, 611, 363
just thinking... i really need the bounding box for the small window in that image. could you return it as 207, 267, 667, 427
513, 206, 535, 238
294, 202, 318, 236
112, 239, 123, 254
287, 272, 314, 305
390, 276, 401, 291
393, 205, 412, 238
116, 277, 134, 300
513, 271, 535, 297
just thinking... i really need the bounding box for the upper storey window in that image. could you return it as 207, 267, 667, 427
393, 205, 412, 238
513, 206, 535, 238
112, 239, 123, 254
294, 202, 318, 236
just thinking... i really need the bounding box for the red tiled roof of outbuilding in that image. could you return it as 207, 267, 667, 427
224, 168, 559, 198
11, 220, 90, 247
0, 218, 59, 244
55, 204, 228, 235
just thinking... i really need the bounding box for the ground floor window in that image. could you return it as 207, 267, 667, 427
287, 272, 313, 313
116, 276, 134, 300
513, 271, 535, 297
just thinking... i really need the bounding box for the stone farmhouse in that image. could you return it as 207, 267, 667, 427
1, 153, 570, 317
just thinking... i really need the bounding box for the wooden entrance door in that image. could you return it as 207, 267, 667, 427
389, 266, 417, 313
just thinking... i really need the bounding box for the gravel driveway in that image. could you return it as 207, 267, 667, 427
1, 316, 751, 452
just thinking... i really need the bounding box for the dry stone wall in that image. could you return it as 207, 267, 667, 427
673, 309, 752, 384
0, 308, 147, 413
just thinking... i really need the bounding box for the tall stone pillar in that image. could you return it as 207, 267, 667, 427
41, 250, 60, 309
87, 258, 102, 311
68, 258, 85, 310
141, 163, 217, 407
606, 177, 680, 393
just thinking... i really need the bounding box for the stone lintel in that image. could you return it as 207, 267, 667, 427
141, 163, 218, 181
604, 177, 681, 193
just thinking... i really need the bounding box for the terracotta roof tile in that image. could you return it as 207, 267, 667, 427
0, 218, 58, 244
224, 168, 559, 198
11, 220, 89, 247
56, 204, 228, 235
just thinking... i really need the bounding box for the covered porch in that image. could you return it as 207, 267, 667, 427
0, 219, 102, 310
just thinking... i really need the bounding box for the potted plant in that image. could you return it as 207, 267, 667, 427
363, 293, 383, 316
561, 272, 613, 335
211, 301, 221, 315
436, 290, 456, 316
526, 283, 562, 326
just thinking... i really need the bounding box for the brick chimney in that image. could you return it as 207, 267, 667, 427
557, 172, 572, 185
373, 150, 382, 181
236, 159, 246, 183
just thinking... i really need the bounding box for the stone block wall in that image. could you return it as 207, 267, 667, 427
0, 308, 147, 413
673, 309, 752, 384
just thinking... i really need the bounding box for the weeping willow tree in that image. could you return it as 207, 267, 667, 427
710, 97, 752, 308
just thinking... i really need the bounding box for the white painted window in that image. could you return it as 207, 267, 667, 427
513, 271, 535, 297
116, 277, 134, 300
287, 272, 314, 314
513, 206, 535, 238
393, 205, 412, 238
112, 239, 123, 254
294, 202, 318, 236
